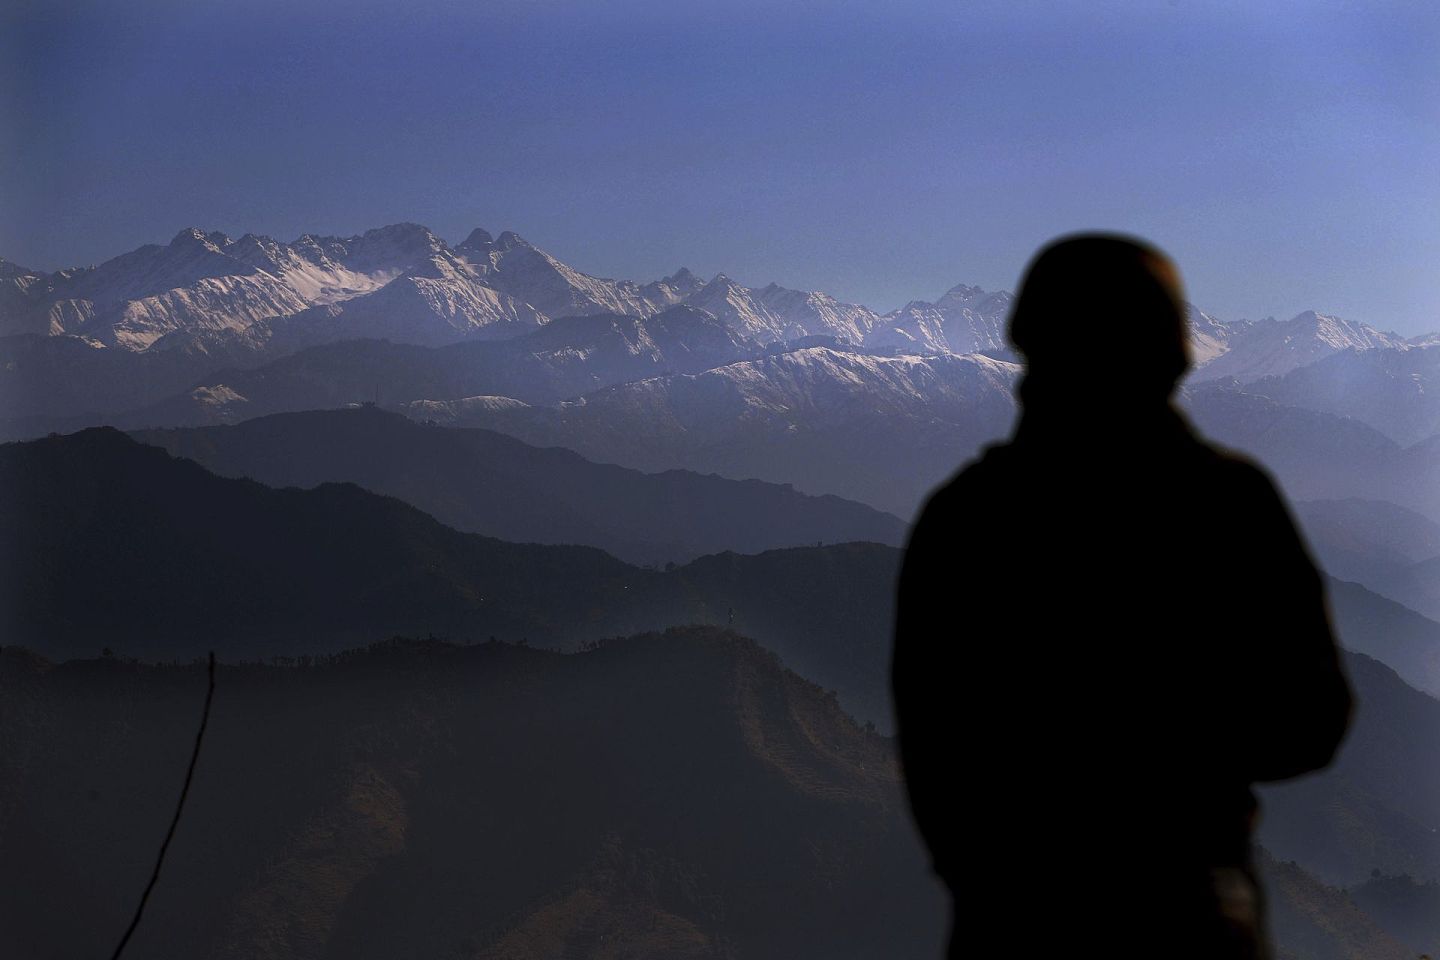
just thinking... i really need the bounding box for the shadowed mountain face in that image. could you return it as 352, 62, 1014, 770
1324, 579, 1440, 698
1180, 386, 1405, 504
131, 407, 905, 567
0, 428, 903, 725
1296, 501, 1440, 626
1244, 342, 1440, 447
0, 629, 948, 960
1178, 385, 1440, 539
1259, 853, 1419, 960
1258, 652, 1440, 889
1295, 500, 1440, 591
0, 331, 265, 429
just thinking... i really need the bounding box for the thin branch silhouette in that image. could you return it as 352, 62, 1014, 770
108, 651, 216, 960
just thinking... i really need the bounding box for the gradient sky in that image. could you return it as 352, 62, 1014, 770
4, 0, 1438, 332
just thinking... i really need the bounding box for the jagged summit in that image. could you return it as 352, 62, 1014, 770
458, 227, 494, 249
939, 282, 986, 300
0, 257, 39, 279
494, 230, 529, 250
360, 221, 435, 240
168, 226, 232, 249
1288, 310, 1403, 345
351, 222, 443, 254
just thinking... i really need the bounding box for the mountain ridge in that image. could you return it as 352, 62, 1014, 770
10, 221, 1399, 371
130, 406, 907, 566
0, 426, 904, 723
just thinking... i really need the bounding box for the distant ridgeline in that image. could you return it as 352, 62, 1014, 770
0, 425, 904, 727
6, 224, 1440, 960
129, 406, 906, 568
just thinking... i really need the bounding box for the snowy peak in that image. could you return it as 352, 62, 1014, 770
458, 230, 687, 320
866, 283, 1010, 356
1192, 309, 1406, 384
1185, 303, 1237, 367
684, 274, 787, 342
0, 223, 455, 349
935, 283, 1012, 320
1287, 310, 1401, 351
679, 274, 878, 345
641, 267, 706, 305
749, 283, 878, 344
169, 227, 232, 251
398, 247, 482, 283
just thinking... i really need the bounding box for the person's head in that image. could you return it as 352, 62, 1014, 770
1008, 233, 1190, 404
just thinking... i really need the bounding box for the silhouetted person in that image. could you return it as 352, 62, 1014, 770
892, 235, 1352, 959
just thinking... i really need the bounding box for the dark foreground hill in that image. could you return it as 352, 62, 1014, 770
0, 428, 901, 724
131, 407, 906, 567
1, 633, 1428, 960
0, 629, 947, 960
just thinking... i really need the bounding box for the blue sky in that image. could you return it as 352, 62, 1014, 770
4, 0, 1438, 331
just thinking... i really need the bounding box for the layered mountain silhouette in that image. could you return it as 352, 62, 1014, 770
1295, 499, 1440, 593
0, 428, 902, 723
131, 406, 905, 566
0, 629, 947, 960
1181, 384, 1440, 526
1324, 580, 1440, 699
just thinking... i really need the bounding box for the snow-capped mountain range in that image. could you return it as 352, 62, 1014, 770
16, 221, 1420, 373
0, 224, 900, 355
0, 226, 1013, 363
6, 221, 1440, 523
8, 222, 1432, 400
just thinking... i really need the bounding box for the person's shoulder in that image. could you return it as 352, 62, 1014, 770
915, 442, 1015, 520
1186, 435, 1288, 503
